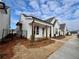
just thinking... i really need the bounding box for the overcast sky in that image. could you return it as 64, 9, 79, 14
3, 0, 79, 31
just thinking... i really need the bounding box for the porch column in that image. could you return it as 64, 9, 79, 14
63, 31, 65, 36
46, 26, 48, 38
53, 25, 54, 37
31, 20, 35, 42
20, 25, 22, 38
50, 26, 51, 38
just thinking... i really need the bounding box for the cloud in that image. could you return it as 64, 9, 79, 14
15, 10, 21, 15
29, 0, 40, 11
41, 4, 50, 14
63, 0, 79, 7
39, 0, 47, 4
47, 0, 59, 11
11, 19, 18, 24
22, 11, 42, 18
57, 18, 79, 31
66, 19, 79, 31
3, 0, 79, 30
11, 18, 19, 29
74, 9, 79, 17
14, 0, 28, 10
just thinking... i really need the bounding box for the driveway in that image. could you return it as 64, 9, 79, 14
48, 37, 79, 59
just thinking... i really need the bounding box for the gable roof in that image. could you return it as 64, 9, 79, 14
45, 17, 59, 27
45, 17, 55, 22
53, 19, 58, 26
22, 14, 53, 25
60, 23, 66, 31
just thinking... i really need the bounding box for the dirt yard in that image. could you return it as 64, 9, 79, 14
0, 35, 73, 59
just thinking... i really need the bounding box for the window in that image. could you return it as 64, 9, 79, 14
36, 26, 39, 35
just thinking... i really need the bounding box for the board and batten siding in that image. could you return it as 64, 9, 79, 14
0, 8, 10, 41
17, 14, 54, 40
20, 15, 33, 40
50, 19, 60, 36
54, 21, 60, 36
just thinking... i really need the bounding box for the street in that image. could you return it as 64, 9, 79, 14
48, 36, 79, 59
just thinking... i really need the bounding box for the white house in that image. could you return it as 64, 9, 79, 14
0, 1, 10, 41
16, 14, 70, 41
16, 14, 54, 41
46, 17, 60, 37
59, 23, 68, 36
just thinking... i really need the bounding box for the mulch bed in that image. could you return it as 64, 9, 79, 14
0, 37, 55, 59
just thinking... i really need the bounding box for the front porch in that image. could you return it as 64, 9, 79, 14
30, 20, 52, 41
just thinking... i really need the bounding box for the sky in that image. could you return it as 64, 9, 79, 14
2, 0, 79, 31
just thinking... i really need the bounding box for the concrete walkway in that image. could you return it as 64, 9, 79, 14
48, 38, 79, 59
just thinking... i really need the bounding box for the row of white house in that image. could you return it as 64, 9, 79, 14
0, 1, 10, 42
0, 1, 70, 42
16, 14, 70, 41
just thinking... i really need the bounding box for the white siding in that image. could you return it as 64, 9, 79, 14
0, 8, 10, 41
18, 14, 55, 40
50, 19, 60, 37
60, 26, 68, 35
64, 27, 67, 35
47, 27, 50, 37
17, 15, 69, 40
51, 26, 54, 37
20, 16, 33, 40
54, 22, 60, 36
60, 30, 64, 35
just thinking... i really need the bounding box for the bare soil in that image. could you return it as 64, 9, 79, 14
0, 37, 55, 59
